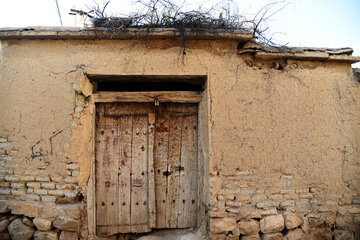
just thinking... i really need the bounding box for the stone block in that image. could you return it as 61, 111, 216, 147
261, 233, 284, 240
280, 201, 294, 207
26, 182, 41, 188
34, 231, 58, 240
35, 189, 48, 195
66, 164, 79, 170
36, 177, 50, 182
26, 194, 40, 201
41, 196, 57, 203
242, 234, 261, 240
27, 189, 34, 194
0, 231, 11, 240
285, 228, 306, 240
0, 201, 9, 213
20, 176, 35, 182
10, 183, 25, 189
210, 217, 237, 233
4, 176, 19, 182
260, 215, 284, 234
48, 190, 64, 196
41, 183, 55, 190
238, 219, 260, 235
64, 177, 77, 184
7, 218, 34, 240
11, 189, 26, 196
59, 230, 78, 240
53, 218, 81, 232
283, 212, 303, 229
348, 207, 360, 214
11, 203, 39, 218
0, 219, 10, 232
33, 218, 52, 231
0, 189, 10, 195
22, 217, 34, 227
71, 171, 80, 177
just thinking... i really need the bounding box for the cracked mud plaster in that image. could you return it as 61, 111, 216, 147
66, 74, 94, 190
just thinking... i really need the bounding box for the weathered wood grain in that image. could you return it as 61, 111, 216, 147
118, 116, 132, 233
93, 91, 202, 103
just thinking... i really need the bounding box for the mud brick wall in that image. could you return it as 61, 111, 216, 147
0, 38, 359, 239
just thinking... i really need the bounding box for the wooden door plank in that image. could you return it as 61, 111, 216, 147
130, 115, 150, 233
96, 115, 119, 236
118, 116, 132, 233
177, 114, 198, 228
153, 111, 170, 228
165, 113, 183, 228
147, 113, 156, 228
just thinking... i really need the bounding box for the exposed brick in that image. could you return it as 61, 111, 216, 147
0, 189, 10, 195
27, 189, 33, 194
48, 190, 64, 196
34, 189, 48, 195
66, 164, 79, 170
64, 177, 77, 184
50, 175, 62, 182
71, 171, 80, 177
41, 182, 55, 189
20, 176, 35, 182
26, 182, 41, 188
4, 176, 19, 182
299, 193, 313, 199
36, 176, 50, 182
41, 196, 57, 203
0, 182, 10, 188
10, 183, 25, 189
280, 201, 295, 207
26, 194, 40, 201
11, 189, 26, 196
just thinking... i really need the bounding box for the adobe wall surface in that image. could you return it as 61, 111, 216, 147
0, 38, 359, 239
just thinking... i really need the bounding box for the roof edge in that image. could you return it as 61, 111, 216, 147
0, 27, 253, 42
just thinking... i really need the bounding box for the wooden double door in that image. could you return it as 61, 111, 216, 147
95, 103, 198, 236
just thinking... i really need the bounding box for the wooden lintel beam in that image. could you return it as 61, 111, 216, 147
93, 91, 202, 103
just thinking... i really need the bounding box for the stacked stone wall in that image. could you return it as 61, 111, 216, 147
210, 170, 360, 239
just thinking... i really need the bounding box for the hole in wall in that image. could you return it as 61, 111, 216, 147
88, 75, 206, 92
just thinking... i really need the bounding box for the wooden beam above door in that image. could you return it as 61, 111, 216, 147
93, 91, 202, 103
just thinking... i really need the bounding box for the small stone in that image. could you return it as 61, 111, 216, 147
210, 217, 237, 233
10, 183, 25, 189
0, 219, 10, 232
22, 217, 34, 227
48, 190, 64, 197
20, 176, 35, 182
285, 228, 306, 240
262, 233, 284, 240
0, 189, 11, 195
66, 164, 79, 170
33, 218, 52, 231
26, 194, 40, 201
238, 219, 260, 235
260, 209, 278, 217
0, 201, 9, 213
34, 189, 48, 195
26, 182, 41, 188
64, 177, 77, 184
280, 201, 294, 207
260, 215, 284, 234
4, 176, 19, 182
34, 231, 58, 240
50, 175, 62, 183
11, 189, 26, 196
71, 171, 80, 177
53, 218, 81, 232
36, 177, 50, 182
250, 212, 262, 219
7, 218, 34, 240
0, 231, 11, 240
348, 208, 360, 214
41, 196, 57, 203
41, 183, 55, 189
59, 231, 78, 240
9, 215, 18, 222
242, 234, 261, 240
11, 203, 39, 218
284, 212, 303, 229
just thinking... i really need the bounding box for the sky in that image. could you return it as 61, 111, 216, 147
0, 0, 359, 67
